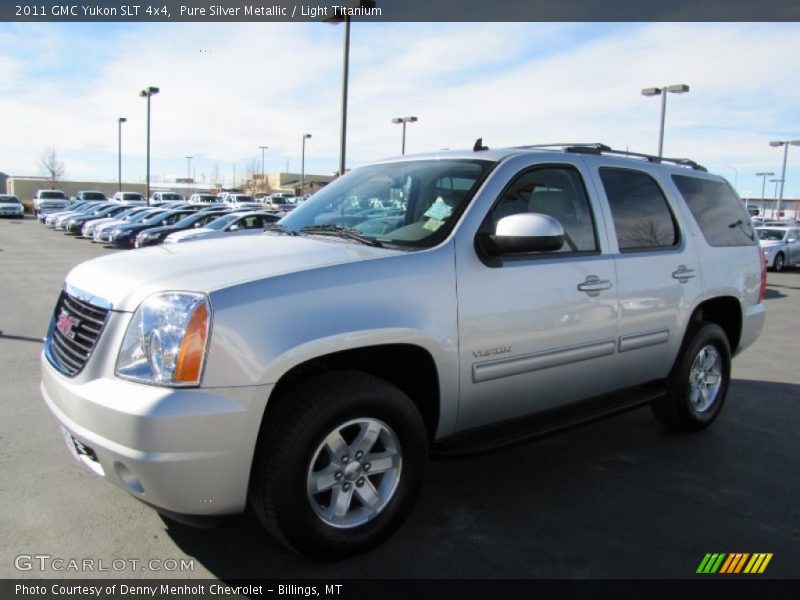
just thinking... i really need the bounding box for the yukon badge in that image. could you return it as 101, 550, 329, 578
56, 311, 79, 340
472, 346, 511, 359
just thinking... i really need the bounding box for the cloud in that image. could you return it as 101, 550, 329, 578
0, 22, 798, 196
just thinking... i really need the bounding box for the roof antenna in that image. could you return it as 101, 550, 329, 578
473, 138, 489, 152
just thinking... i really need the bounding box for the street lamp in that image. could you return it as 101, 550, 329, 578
259, 145, 269, 196
139, 86, 160, 204
117, 117, 126, 193
641, 83, 689, 158
391, 116, 418, 155
756, 171, 775, 216
768, 139, 800, 217
326, 0, 376, 176
301, 134, 312, 196
186, 156, 193, 182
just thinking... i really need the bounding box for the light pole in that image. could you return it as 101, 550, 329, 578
326, 1, 376, 177
391, 116, 418, 155
117, 117, 126, 193
770, 179, 782, 218
186, 156, 193, 182
726, 165, 738, 192
756, 171, 774, 216
641, 84, 690, 157
139, 86, 159, 204
769, 139, 800, 217
301, 134, 312, 196
259, 145, 269, 196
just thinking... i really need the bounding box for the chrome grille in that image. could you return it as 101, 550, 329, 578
46, 291, 110, 376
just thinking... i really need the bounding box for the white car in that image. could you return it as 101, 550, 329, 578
0, 194, 24, 218
163, 211, 276, 243
113, 191, 147, 206
150, 191, 184, 205
756, 226, 800, 271
81, 207, 151, 238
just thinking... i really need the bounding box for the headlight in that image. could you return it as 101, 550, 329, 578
115, 292, 211, 386
110, 229, 125, 240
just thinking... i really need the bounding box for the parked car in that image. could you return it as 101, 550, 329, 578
107, 209, 195, 248
260, 194, 297, 213
0, 194, 25, 218
756, 226, 800, 271
150, 191, 184, 205
51, 202, 107, 229
188, 193, 221, 205
162, 211, 278, 244
135, 207, 231, 248
81, 207, 152, 239
222, 194, 257, 208
71, 191, 108, 204
32, 190, 69, 216
113, 191, 147, 206
65, 204, 130, 235
93, 208, 165, 243
41, 143, 765, 559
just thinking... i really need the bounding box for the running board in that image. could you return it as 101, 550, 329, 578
433, 383, 665, 457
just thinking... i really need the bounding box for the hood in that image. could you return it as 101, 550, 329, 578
759, 240, 782, 248
65, 234, 401, 311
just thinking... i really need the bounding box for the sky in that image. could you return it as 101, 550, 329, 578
0, 21, 799, 199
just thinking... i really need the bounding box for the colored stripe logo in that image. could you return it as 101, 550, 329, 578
697, 553, 773, 574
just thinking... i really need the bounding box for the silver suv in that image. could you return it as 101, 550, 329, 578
41, 143, 766, 559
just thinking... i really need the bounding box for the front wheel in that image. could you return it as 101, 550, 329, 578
250, 371, 428, 559
652, 322, 731, 432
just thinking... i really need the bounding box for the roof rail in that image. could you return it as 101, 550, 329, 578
513, 143, 707, 172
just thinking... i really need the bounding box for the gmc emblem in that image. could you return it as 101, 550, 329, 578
56, 311, 79, 339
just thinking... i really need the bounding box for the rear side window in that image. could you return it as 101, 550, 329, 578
599, 168, 679, 251
672, 175, 757, 247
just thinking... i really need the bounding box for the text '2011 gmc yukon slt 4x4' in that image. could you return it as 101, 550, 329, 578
41, 143, 766, 559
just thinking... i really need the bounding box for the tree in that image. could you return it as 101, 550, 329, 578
39, 148, 66, 190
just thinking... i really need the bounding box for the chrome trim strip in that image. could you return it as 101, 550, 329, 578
472, 339, 616, 383
64, 283, 114, 311
618, 329, 670, 353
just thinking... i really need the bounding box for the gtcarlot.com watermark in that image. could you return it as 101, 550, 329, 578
15, 554, 194, 573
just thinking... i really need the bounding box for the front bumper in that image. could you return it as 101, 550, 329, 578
41, 355, 272, 517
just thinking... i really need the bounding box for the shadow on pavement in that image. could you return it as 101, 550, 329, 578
161, 379, 800, 580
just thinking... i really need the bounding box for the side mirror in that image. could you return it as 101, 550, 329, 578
788, 237, 797, 243
229, 224, 240, 231
479, 213, 565, 256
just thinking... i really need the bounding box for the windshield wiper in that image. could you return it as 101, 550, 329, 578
264, 223, 299, 236
298, 224, 384, 248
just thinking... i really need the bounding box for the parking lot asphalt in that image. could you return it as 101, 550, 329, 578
0, 215, 798, 580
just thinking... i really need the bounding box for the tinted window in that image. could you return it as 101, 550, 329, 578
83, 192, 106, 200
600, 168, 678, 251
672, 175, 757, 247
488, 166, 598, 253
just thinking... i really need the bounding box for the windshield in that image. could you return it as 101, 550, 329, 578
162, 193, 181, 200
123, 193, 144, 201
195, 195, 217, 203
757, 228, 787, 241
205, 214, 239, 230
279, 159, 494, 248
83, 192, 106, 200
0, 196, 21, 203
41, 191, 67, 199
129, 209, 160, 222
234, 195, 254, 202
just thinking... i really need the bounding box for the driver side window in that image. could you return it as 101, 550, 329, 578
489, 166, 598, 253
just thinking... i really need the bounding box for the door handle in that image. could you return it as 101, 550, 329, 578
672, 265, 696, 282
577, 275, 612, 296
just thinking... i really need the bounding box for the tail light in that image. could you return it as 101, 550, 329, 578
758, 247, 767, 303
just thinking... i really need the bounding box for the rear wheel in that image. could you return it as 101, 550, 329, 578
250, 371, 428, 559
772, 252, 785, 272
652, 322, 731, 432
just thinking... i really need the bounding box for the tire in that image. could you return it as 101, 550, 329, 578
250, 371, 428, 559
652, 322, 731, 432
772, 252, 785, 272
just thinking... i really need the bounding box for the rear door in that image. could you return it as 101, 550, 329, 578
589, 164, 704, 389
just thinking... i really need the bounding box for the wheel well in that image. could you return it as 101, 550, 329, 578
267, 344, 440, 440
690, 297, 742, 352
